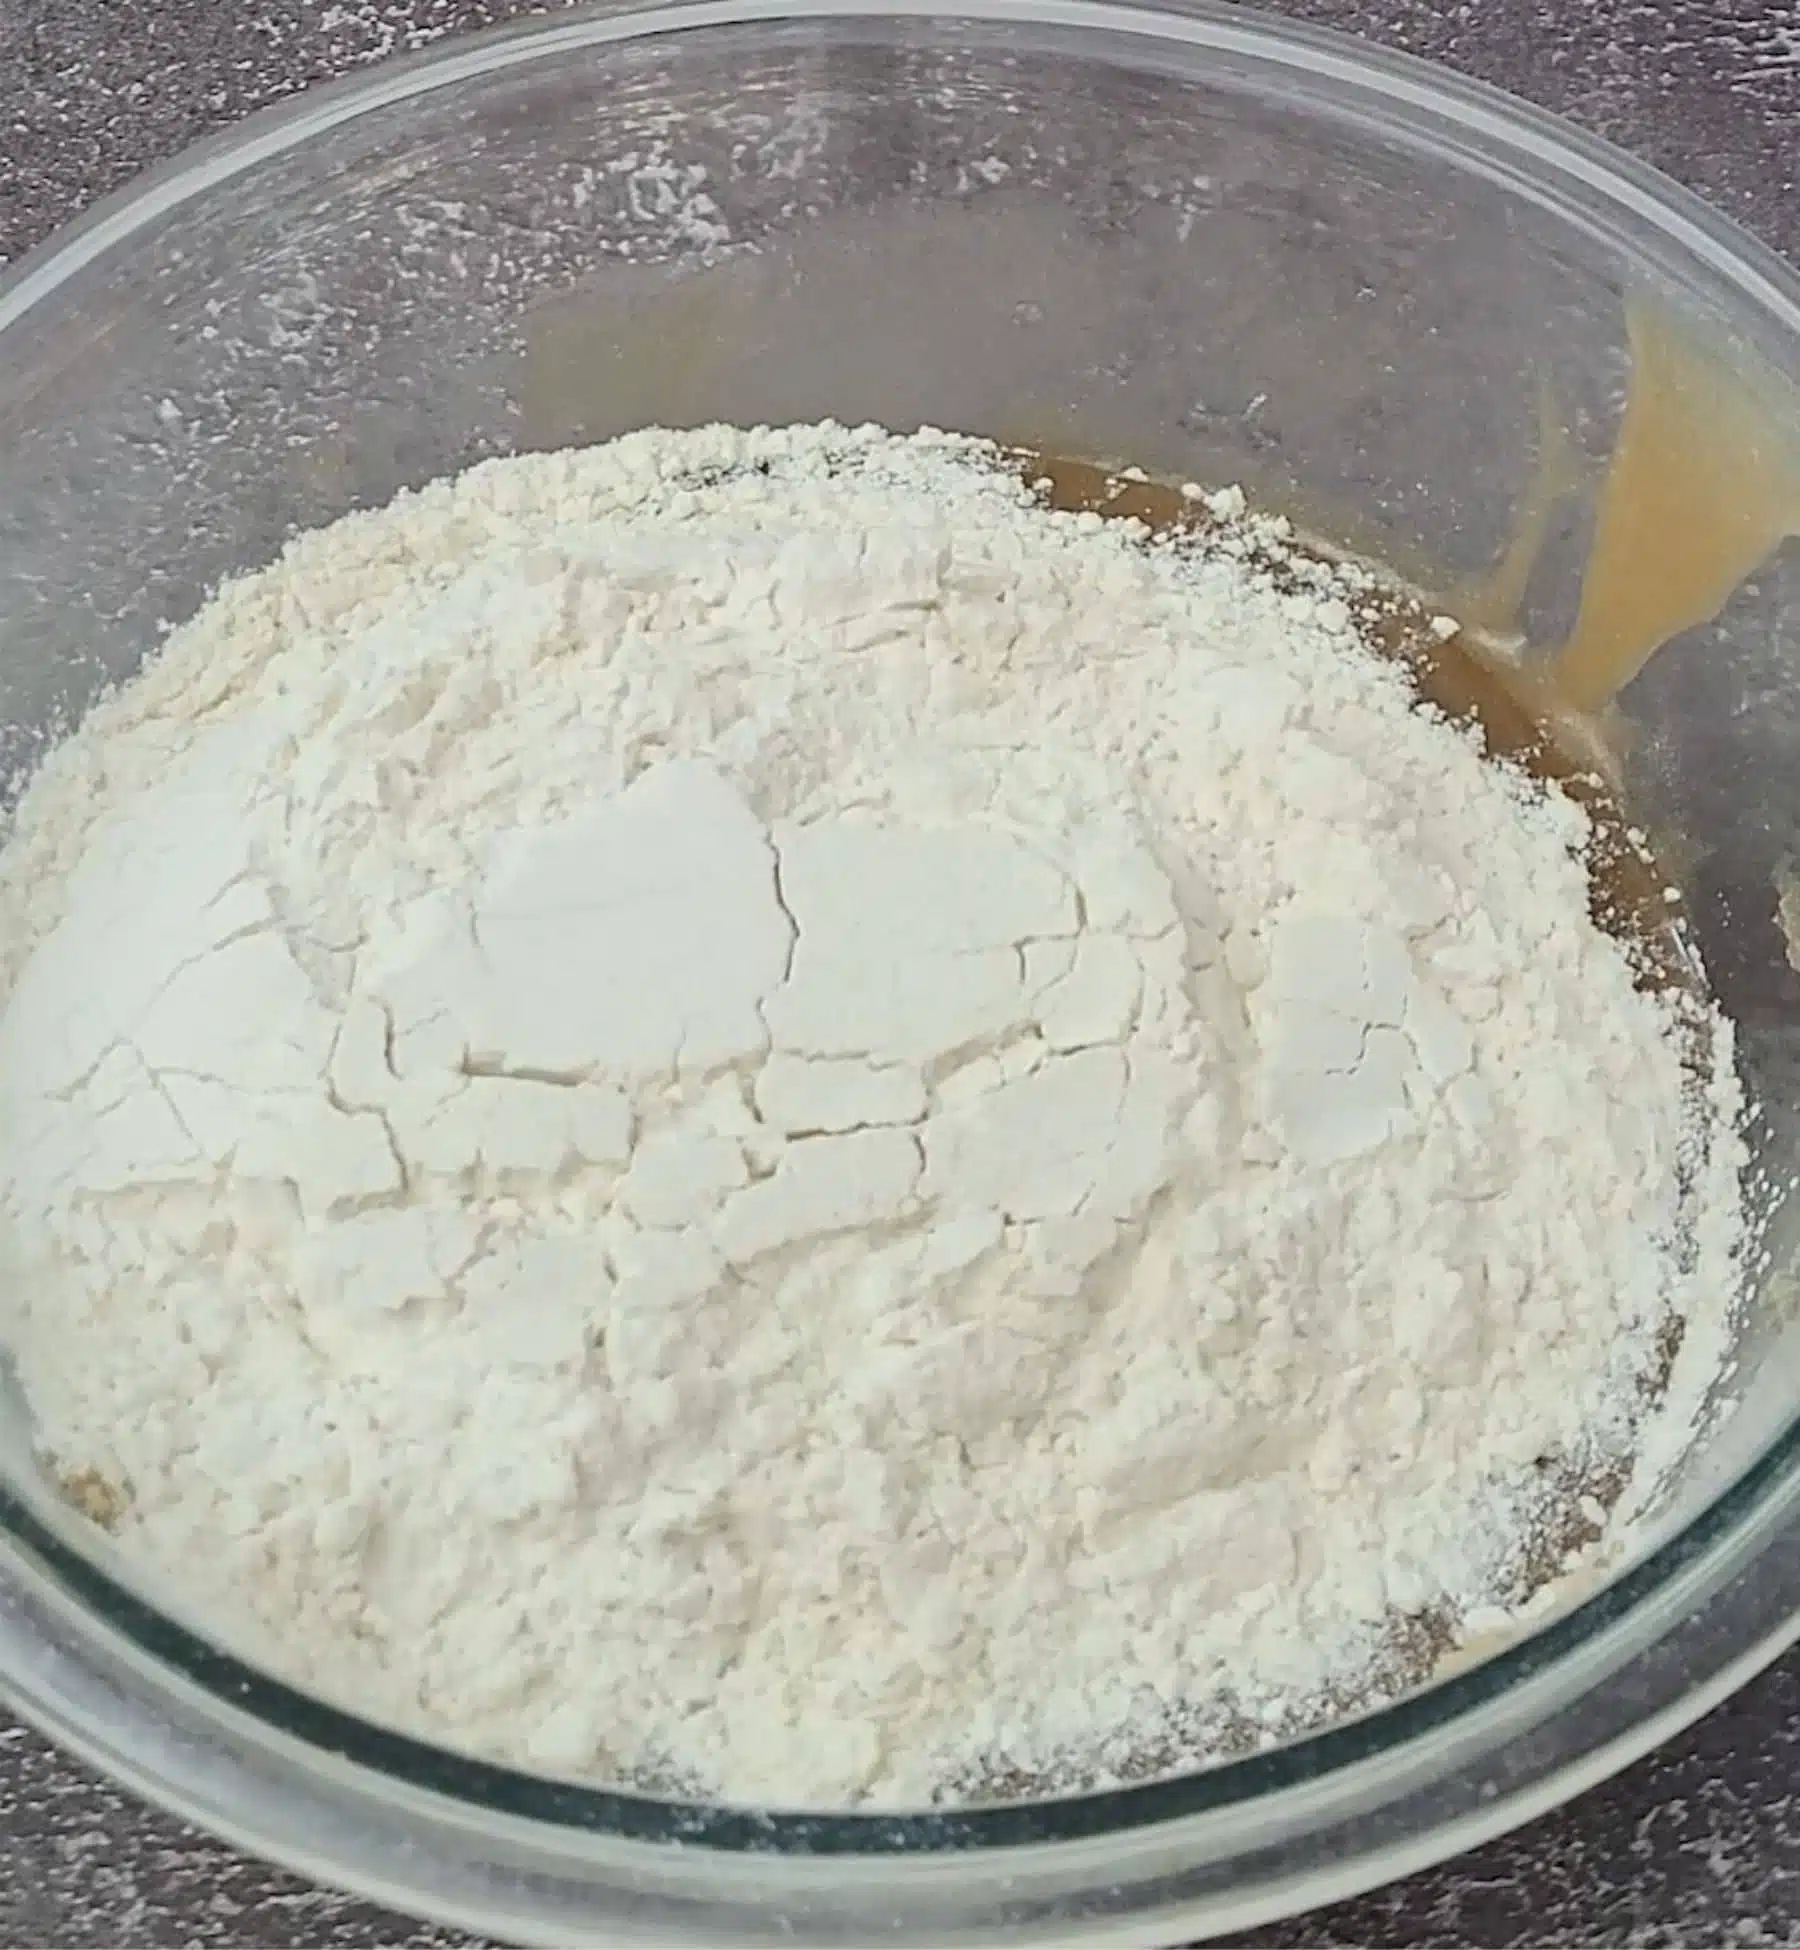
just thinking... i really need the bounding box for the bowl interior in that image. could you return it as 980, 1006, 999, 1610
4, 0, 1800, 1848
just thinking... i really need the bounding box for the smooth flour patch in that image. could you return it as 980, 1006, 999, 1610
0, 422, 1746, 1807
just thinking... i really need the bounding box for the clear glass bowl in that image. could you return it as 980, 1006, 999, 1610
4, 1, 1800, 1941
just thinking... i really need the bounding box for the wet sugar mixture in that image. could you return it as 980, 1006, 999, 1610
0, 421, 1747, 1807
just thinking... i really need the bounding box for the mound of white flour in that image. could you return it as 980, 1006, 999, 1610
0, 422, 1744, 1806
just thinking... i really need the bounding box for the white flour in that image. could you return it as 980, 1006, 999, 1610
0, 422, 1745, 1807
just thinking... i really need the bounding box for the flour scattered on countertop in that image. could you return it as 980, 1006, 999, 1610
0, 422, 1745, 1807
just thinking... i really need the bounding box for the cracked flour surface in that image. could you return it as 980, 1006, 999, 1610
0, 422, 1746, 1808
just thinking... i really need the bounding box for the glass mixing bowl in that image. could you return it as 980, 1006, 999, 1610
5, 0, 1800, 1941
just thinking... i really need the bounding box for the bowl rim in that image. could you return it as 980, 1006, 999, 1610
9, 0, 1800, 336
4, 0, 1800, 1881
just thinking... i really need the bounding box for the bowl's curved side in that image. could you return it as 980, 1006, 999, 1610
7, 1443, 1800, 1944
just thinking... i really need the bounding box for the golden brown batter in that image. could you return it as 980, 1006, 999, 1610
1555, 303, 1800, 713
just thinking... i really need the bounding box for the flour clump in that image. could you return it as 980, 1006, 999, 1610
0, 422, 1745, 1808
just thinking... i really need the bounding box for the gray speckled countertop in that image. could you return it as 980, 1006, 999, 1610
5, 1, 1800, 1944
